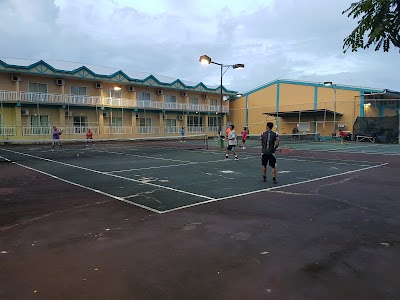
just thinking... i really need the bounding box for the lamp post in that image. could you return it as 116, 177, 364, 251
324, 82, 337, 138
199, 55, 244, 141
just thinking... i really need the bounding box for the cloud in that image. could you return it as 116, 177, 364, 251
0, 0, 399, 93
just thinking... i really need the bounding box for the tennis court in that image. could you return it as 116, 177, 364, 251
0, 136, 389, 213
1, 136, 399, 299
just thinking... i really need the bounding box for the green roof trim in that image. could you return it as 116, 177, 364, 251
0, 59, 237, 95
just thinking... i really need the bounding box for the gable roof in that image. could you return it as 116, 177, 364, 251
0, 57, 237, 95
242, 78, 386, 96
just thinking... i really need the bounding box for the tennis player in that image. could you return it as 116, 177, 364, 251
52, 126, 63, 150
225, 124, 238, 160
86, 128, 94, 146
241, 127, 248, 149
260, 122, 279, 183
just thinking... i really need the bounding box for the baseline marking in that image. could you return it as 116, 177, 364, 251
0, 155, 162, 214
0, 149, 214, 201
159, 163, 388, 214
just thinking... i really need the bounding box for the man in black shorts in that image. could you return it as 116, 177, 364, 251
260, 122, 279, 183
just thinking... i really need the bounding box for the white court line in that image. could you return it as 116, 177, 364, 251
159, 163, 388, 214
278, 157, 369, 166
0, 149, 214, 201
108, 156, 253, 173
0, 155, 162, 214
89, 149, 192, 163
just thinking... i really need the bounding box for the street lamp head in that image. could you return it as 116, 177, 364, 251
113, 86, 122, 91
232, 64, 244, 69
199, 55, 212, 65
323, 81, 333, 86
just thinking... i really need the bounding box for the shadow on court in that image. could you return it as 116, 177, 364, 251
0, 143, 399, 299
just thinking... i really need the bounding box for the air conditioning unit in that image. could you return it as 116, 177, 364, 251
181, 92, 188, 97
95, 82, 103, 89
11, 75, 21, 82
103, 112, 109, 117
21, 109, 30, 115
65, 111, 73, 117
56, 79, 65, 86
157, 89, 163, 95
178, 115, 184, 121
128, 86, 135, 92
203, 94, 208, 99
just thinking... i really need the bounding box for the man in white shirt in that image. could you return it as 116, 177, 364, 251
225, 124, 239, 160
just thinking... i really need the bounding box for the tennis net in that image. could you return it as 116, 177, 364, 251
277, 132, 321, 142
0, 134, 208, 156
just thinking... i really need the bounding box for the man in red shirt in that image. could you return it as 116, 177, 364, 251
86, 128, 94, 146
339, 130, 347, 145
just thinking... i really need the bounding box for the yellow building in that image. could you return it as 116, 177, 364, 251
0, 58, 236, 141
230, 79, 400, 141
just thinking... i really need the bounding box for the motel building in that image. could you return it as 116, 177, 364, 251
0, 58, 236, 141
230, 79, 400, 142
1, 58, 399, 144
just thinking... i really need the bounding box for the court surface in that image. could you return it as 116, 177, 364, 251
0, 140, 399, 299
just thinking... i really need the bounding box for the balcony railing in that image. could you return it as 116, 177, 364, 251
64, 126, 100, 135
103, 97, 136, 107
164, 126, 179, 134
22, 126, 52, 136
104, 126, 133, 134
0, 90, 229, 112
66, 95, 102, 105
137, 100, 164, 109
136, 126, 160, 134
0, 126, 16, 136
187, 126, 205, 133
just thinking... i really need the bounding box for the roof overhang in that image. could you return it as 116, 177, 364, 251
263, 109, 343, 118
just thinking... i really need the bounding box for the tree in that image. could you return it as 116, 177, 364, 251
342, 0, 400, 52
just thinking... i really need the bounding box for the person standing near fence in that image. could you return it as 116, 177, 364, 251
181, 127, 185, 142
260, 122, 279, 183
339, 129, 347, 145
225, 124, 238, 160
86, 128, 94, 146
52, 126, 63, 150
241, 127, 248, 149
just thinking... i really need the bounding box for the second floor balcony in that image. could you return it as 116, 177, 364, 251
0, 90, 229, 113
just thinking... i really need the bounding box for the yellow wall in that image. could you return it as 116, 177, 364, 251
0, 73, 16, 91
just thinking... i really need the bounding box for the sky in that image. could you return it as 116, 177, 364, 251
0, 0, 399, 93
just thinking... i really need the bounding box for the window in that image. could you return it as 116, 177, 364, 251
31, 115, 49, 135
73, 116, 88, 134
189, 97, 198, 105
208, 116, 219, 127
137, 92, 151, 101
71, 86, 87, 96
31, 115, 49, 127
165, 95, 177, 103
165, 119, 176, 127
109, 89, 122, 98
187, 115, 203, 126
110, 117, 123, 126
29, 83, 47, 93
138, 118, 152, 127
210, 99, 218, 106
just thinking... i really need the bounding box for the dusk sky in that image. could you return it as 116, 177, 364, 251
1, 0, 399, 93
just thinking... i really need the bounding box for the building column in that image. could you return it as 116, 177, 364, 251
15, 106, 22, 138
132, 111, 137, 137
205, 113, 209, 135
99, 111, 104, 138
159, 112, 164, 135
59, 108, 66, 130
